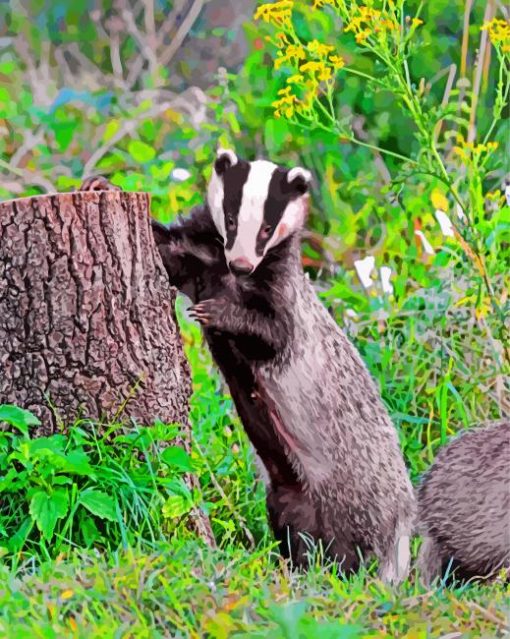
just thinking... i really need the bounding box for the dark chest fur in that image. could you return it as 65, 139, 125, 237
153, 205, 299, 487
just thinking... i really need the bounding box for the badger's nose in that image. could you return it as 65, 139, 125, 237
229, 257, 254, 276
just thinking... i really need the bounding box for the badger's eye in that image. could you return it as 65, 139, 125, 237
226, 214, 236, 230
260, 224, 272, 238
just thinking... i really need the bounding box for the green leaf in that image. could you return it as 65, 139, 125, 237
0, 405, 40, 436
30, 489, 69, 541
128, 140, 156, 163
62, 449, 94, 475
79, 512, 101, 546
0, 467, 28, 492
264, 118, 290, 154
27, 435, 66, 455
79, 489, 117, 521
52, 476, 73, 486
162, 495, 193, 519
103, 119, 120, 142
161, 446, 193, 472
8, 517, 34, 553
52, 122, 75, 151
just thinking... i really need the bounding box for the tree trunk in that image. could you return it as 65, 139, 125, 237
0, 189, 189, 429
0, 189, 214, 543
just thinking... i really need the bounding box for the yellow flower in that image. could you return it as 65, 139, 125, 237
453, 137, 499, 162
319, 66, 332, 81
313, 0, 338, 7
275, 32, 290, 48
287, 73, 304, 83
344, 5, 400, 44
254, 1, 294, 28
384, 18, 398, 30
485, 189, 502, 201
329, 54, 345, 70
355, 29, 372, 44
287, 44, 306, 62
300, 60, 323, 73
482, 18, 510, 51
274, 43, 306, 69
272, 86, 299, 119
308, 39, 335, 57
412, 18, 424, 27
344, 18, 362, 34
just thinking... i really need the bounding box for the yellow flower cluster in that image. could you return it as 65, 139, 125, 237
274, 43, 306, 69
344, 5, 399, 45
256, 3, 346, 121
254, 0, 294, 28
482, 18, 510, 53
313, 0, 340, 7
272, 86, 299, 119
270, 35, 345, 119
453, 137, 499, 162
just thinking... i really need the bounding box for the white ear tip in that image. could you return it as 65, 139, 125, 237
288, 167, 312, 184
216, 148, 238, 167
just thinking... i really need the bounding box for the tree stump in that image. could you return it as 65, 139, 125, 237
0, 189, 214, 543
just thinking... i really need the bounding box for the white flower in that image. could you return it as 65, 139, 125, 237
171, 167, 191, 182
354, 256, 375, 289
379, 266, 393, 295
455, 203, 466, 220
435, 209, 455, 237
505, 183, 510, 207
414, 230, 434, 255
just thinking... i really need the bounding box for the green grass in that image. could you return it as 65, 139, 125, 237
1, 541, 508, 638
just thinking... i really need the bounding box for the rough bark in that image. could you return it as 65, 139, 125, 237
0, 190, 192, 432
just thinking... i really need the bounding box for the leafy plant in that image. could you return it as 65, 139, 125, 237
0, 405, 201, 560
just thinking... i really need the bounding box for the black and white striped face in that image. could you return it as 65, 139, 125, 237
207, 149, 312, 276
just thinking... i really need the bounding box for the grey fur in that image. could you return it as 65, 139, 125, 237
417, 420, 510, 584
152, 157, 416, 583
255, 236, 416, 582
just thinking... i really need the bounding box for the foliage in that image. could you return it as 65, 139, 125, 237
0, 541, 508, 638
0, 404, 199, 559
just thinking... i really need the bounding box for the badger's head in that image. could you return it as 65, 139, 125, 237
207, 148, 312, 276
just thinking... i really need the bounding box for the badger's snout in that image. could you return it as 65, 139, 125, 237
229, 257, 254, 276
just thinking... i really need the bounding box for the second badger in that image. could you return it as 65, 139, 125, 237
151, 149, 416, 582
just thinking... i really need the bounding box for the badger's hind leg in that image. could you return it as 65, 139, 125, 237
415, 536, 443, 586
266, 484, 320, 568
377, 520, 413, 585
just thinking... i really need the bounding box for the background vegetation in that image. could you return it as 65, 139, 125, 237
0, 0, 509, 636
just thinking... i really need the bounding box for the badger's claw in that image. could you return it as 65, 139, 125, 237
189, 298, 227, 329
79, 176, 121, 192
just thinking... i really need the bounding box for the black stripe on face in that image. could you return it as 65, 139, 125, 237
255, 167, 304, 256
222, 160, 251, 250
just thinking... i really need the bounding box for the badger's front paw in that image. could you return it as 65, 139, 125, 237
189, 298, 229, 329
79, 176, 121, 192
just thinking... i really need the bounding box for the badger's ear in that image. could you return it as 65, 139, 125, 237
214, 148, 238, 176
287, 166, 312, 194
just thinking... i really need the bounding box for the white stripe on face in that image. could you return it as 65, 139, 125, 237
207, 170, 226, 240
225, 160, 278, 269
263, 195, 309, 254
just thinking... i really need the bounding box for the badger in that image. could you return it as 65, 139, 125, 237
416, 419, 510, 585
81, 151, 416, 583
